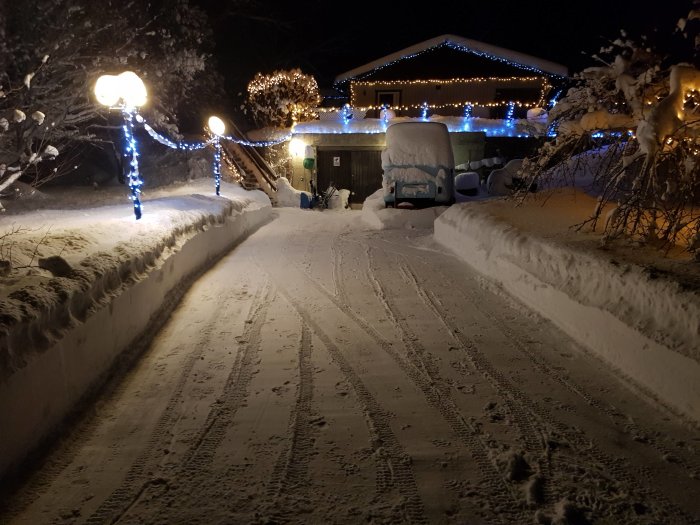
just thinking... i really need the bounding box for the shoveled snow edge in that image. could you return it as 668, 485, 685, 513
0, 201, 273, 480
434, 204, 700, 423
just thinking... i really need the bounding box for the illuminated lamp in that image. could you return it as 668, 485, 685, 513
94, 71, 148, 219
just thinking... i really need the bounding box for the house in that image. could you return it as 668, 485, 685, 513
335, 34, 568, 119
287, 35, 568, 205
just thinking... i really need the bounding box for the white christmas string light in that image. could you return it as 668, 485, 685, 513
141, 120, 210, 150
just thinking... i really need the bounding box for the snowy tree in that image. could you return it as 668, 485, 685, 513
241, 68, 319, 179
518, 10, 700, 258
243, 68, 320, 129
0, 0, 223, 196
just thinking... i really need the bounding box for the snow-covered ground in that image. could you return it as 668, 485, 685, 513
2, 205, 700, 525
360, 184, 700, 423
0, 178, 272, 478
1, 168, 699, 524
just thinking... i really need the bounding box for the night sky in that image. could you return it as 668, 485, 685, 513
195, 0, 695, 100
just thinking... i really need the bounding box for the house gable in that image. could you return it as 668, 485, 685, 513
344, 45, 555, 83
334, 35, 568, 86
332, 34, 567, 118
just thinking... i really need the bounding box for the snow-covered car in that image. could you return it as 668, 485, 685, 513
381, 121, 455, 208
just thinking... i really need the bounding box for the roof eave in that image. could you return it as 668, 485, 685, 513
334, 34, 568, 85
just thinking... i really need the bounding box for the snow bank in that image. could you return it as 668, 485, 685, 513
434, 195, 700, 423
274, 176, 312, 207
361, 189, 448, 229
0, 181, 272, 479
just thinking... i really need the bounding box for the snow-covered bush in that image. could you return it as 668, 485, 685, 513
519, 10, 700, 258
243, 68, 320, 128
241, 68, 320, 179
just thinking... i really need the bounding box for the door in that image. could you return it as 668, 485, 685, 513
375, 90, 401, 118
316, 149, 383, 207
316, 150, 352, 194
350, 150, 383, 203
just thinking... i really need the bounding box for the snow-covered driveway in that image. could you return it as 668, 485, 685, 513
4, 208, 700, 524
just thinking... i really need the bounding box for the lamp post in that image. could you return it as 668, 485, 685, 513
94, 71, 148, 219
207, 116, 225, 196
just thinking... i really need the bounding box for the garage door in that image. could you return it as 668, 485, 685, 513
316, 150, 382, 205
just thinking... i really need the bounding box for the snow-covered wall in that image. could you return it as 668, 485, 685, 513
434, 204, 700, 423
0, 196, 272, 480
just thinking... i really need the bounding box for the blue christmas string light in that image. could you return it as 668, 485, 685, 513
122, 109, 143, 220
463, 103, 473, 118
420, 101, 429, 120
341, 103, 352, 124
212, 136, 222, 196
381, 103, 390, 123
335, 40, 565, 85
505, 101, 515, 127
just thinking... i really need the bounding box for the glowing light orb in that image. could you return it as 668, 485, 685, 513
288, 138, 306, 157
208, 116, 226, 136
118, 71, 147, 108
94, 75, 121, 107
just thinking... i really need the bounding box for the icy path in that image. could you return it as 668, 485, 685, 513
3, 209, 700, 525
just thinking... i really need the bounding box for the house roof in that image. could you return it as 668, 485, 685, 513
334, 34, 569, 85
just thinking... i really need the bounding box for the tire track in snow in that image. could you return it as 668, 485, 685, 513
396, 256, 696, 523
395, 261, 558, 507
378, 234, 700, 480
461, 275, 700, 484
262, 322, 318, 522
265, 278, 428, 524
361, 250, 530, 524
84, 282, 273, 525
295, 237, 529, 524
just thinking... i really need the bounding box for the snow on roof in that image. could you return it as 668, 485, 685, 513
292, 115, 544, 138
334, 34, 569, 84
